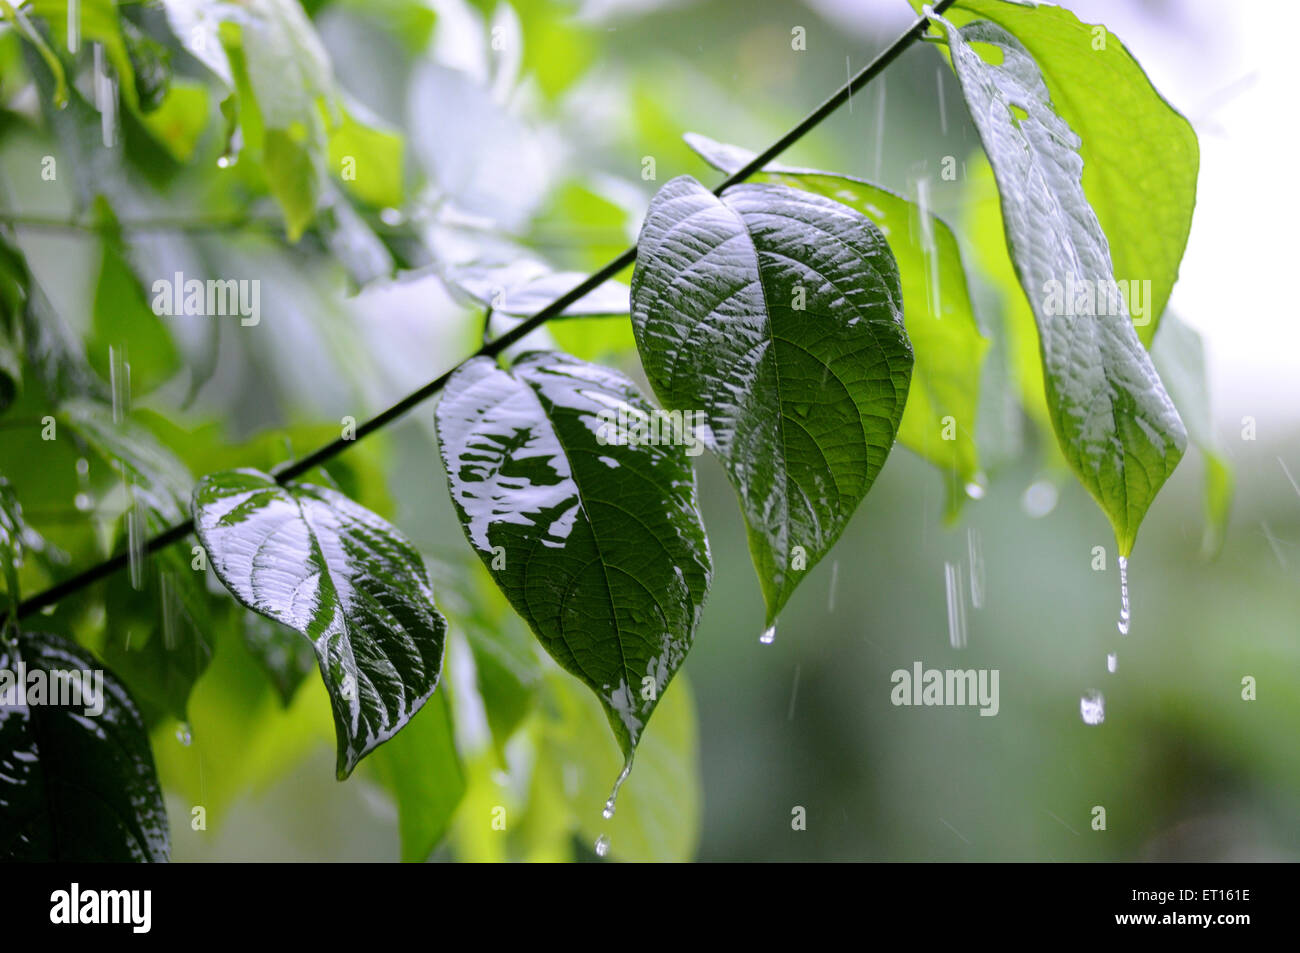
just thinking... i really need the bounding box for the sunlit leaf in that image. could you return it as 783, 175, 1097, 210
192, 468, 447, 778
933, 14, 1185, 556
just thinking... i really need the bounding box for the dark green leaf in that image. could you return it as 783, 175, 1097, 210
630, 175, 911, 624
934, 14, 1186, 556
192, 469, 447, 778
0, 630, 169, 861
241, 611, 316, 707
435, 351, 711, 758
685, 133, 988, 516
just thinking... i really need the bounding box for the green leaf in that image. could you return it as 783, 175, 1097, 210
449, 262, 631, 319
435, 351, 711, 760
0, 630, 169, 861
934, 14, 1186, 556
138, 79, 210, 162
263, 127, 319, 243
630, 176, 911, 624
327, 104, 404, 210
0, 477, 30, 619
1151, 313, 1234, 558
367, 688, 465, 862
920, 0, 1198, 341
242, 611, 317, 707
191, 468, 447, 778
685, 133, 987, 517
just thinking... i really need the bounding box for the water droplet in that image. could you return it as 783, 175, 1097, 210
963, 476, 987, 500
127, 500, 146, 591
216, 154, 232, 169
75, 457, 90, 478
827, 560, 839, 613
1080, 691, 1105, 726
67, 0, 81, 54
379, 208, 404, 227
73, 493, 92, 512
601, 757, 633, 821
1106, 652, 1118, 674
175, 723, 193, 746
759, 622, 777, 645
1117, 555, 1130, 636
109, 345, 131, 424
594, 834, 610, 858
40, 604, 57, 616
1020, 480, 1058, 518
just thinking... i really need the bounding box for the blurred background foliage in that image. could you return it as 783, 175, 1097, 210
0, 0, 1295, 861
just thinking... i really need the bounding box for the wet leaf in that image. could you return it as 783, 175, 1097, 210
192, 469, 447, 778
934, 14, 1185, 556
631, 175, 911, 623
685, 134, 986, 516
435, 351, 711, 758
0, 630, 169, 861
920, 0, 1198, 341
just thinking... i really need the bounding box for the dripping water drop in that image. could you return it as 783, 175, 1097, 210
175, 723, 193, 746
1079, 691, 1105, 726
1117, 555, 1130, 636
759, 622, 777, 645
594, 834, 610, 858
1106, 652, 1118, 674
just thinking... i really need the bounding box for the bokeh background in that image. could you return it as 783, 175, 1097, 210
4, 0, 1295, 861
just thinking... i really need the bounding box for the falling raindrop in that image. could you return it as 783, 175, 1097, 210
966, 528, 984, 610
67, 0, 81, 54
936, 66, 948, 134
109, 345, 131, 424
1106, 652, 1118, 674
759, 622, 777, 645
127, 498, 146, 591
175, 723, 193, 746
944, 561, 967, 649
93, 43, 118, 149
594, 834, 610, 858
1116, 555, 1130, 636
827, 561, 839, 614
1080, 691, 1105, 726
1020, 480, 1058, 518
873, 79, 886, 180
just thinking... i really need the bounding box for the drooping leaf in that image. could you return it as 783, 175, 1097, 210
449, 261, 631, 319
630, 176, 911, 624
1151, 313, 1234, 558
367, 688, 465, 862
327, 104, 405, 210
933, 14, 1185, 556
191, 468, 447, 778
685, 133, 987, 516
918, 0, 1199, 341
0, 630, 169, 861
435, 351, 711, 759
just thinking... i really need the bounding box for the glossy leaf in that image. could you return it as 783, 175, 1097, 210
631, 175, 911, 623
192, 469, 447, 778
435, 351, 711, 758
0, 630, 169, 861
934, 14, 1185, 556
685, 133, 987, 516
920, 0, 1198, 342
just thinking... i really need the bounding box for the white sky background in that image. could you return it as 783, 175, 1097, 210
806, 0, 1300, 435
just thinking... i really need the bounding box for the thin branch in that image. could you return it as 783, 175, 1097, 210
9, 1, 955, 622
